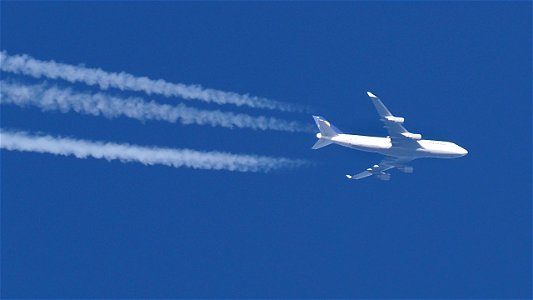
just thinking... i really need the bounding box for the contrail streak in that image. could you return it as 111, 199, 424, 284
0, 51, 306, 112
0, 130, 306, 172
0, 81, 313, 132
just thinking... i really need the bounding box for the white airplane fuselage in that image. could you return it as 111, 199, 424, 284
312, 91, 468, 180
317, 133, 468, 159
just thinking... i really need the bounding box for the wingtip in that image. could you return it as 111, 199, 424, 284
367, 91, 377, 98
345, 175, 353, 179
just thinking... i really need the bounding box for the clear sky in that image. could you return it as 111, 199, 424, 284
1, 2, 531, 298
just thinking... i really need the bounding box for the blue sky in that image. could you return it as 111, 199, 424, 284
1, 2, 531, 298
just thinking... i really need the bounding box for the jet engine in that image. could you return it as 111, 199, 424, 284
376, 173, 391, 181
385, 116, 405, 123
397, 166, 414, 173
401, 132, 422, 140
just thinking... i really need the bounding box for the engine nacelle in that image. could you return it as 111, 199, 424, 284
397, 166, 414, 174
376, 173, 391, 181
401, 132, 422, 140
385, 116, 405, 124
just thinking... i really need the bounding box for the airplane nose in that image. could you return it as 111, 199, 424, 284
459, 147, 468, 156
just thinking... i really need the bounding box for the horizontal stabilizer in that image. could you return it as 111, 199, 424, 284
312, 138, 333, 150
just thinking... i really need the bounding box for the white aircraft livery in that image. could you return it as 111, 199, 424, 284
312, 92, 468, 180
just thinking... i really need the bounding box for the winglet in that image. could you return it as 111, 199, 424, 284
366, 91, 393, 117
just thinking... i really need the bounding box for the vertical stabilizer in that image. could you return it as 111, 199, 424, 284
312, 116, 342, 137
311, 116, 342, 150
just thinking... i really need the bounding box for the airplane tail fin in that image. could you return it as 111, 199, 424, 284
311, 116, 342, 150
312, 116, 342, 137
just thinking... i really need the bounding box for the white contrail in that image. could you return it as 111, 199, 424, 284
0, 130, 306, 172
0, 81, 312, 132
0, 51, 306, 112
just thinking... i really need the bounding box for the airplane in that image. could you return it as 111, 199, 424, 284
312, 92, 468, 180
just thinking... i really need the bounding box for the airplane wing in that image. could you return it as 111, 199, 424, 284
366, 92, 422, 146
346, 157, 413, 180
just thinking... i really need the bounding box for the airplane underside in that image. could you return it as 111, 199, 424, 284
312, 92, 467, 181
